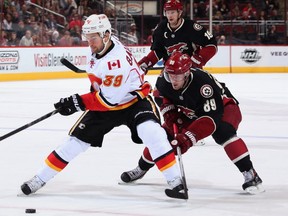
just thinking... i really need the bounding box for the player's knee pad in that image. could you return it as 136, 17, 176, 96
222, 104, 242, 130
55, 136, 90, 162
212, 121, 236, 145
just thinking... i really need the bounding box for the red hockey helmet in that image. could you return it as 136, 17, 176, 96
164, 51, 192, 75
164, 0, 183, 11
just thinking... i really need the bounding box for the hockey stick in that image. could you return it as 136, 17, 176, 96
60, 57, 163, 74
0, 109, 59, 142
165, 124, 189, 199
60, 58, 86, 73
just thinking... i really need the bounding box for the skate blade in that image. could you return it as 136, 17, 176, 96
17, 191, 27, 197
245, 184, 265, 194
118, 181, 138, 185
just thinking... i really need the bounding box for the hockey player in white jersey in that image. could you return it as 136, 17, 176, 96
20, 14, 185, 199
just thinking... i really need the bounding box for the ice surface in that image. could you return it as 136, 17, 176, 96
0, 73, 287, 216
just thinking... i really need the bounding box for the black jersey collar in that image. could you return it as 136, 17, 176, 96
167, 18, 184, 32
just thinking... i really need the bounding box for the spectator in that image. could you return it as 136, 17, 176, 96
127, 23, 139, 44
44, 14, 58, 30
50, 30, 60, 46
258, 10, 267, 41
10, 0, 21, 12
30, 21, 40, 35
40, 35, 52, 46
15, 20, 27, 39
213, 10, 224, 21
68, 13, 84, 30
18, 4, 31, 21
197, 1, 208, 18
58, 30, 73, 46
10, 6, 20, 24
50, 0, 61, 14
63, 0, 78, 18
30, 7, 42, 23
269, 9, 281, 20
86, 0, 104, 14
104, 7, 115, 18
266, 25, 279, 44
242, 2, 257, 20
230, 3, 241, 20
213, 24, 225, 41
70, 25, 82, 45
32, 34, 42, 46
7, 31, 20, 46
259, 10, 267, 21
0, 31, 8, 46
19, 30, 34, 46
217, 35, 226, 44
206, 0, 219, 17
2, 13, 13, 31
77, 0, 85, 16
219, 3, 229, 19
264, 0, 280, 16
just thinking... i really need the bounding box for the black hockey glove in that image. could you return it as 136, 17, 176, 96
54, 94, 85, 116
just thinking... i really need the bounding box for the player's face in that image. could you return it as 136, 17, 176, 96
84, 33, 105, 54
165, 10, 181, 28
168, 73, 186, 90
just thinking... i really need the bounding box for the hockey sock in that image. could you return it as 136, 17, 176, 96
223, 136, 253, 172
37, 137, 90, 182
138, 147, 155, 171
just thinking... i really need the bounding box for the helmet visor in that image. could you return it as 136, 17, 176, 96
168, 73, 186, 82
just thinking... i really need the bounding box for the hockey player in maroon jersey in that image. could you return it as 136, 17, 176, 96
138, 0, 217, 73
20, 14, 185, 199
121, 51, 265, 194
141, 0, 216, 146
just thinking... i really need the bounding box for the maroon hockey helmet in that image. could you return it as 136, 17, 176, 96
164, 0, 183, 11
164, 51, 192, 75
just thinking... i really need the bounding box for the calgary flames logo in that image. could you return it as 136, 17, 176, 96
165, 42, 188, 56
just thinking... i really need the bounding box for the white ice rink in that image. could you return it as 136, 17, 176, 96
0, 73, 288, 216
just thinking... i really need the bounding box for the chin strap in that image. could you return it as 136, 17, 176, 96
97, 30, 112, 56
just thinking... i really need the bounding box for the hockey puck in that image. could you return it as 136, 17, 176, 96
25, 209, 36, 213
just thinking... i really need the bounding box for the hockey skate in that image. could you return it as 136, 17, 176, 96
165, 177, 188, 199
21, 175, 46, 195
242, 168, 265, 194
120, 166, 147, 183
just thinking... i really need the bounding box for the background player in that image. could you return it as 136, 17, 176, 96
138, 0, 217, 73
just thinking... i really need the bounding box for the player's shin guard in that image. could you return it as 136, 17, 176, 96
223, 136, 251, 170
136, 121, 181, 187
20, 137, 90, 195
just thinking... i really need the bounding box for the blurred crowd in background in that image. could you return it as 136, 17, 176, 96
0, 0, 287, 47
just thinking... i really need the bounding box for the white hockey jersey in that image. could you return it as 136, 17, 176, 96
80, 36, 151, 111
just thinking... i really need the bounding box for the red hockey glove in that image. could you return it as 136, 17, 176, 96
191, 46, 217, 69
172, 128, 196, 154
138, 51, 158, 74
160, 102, 180, 129
138, 57, 150, 74
54, 94, 85, 116
191, 54, 204, 69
